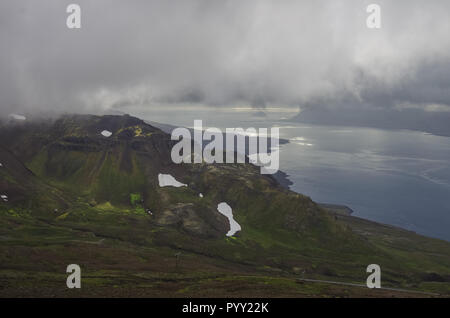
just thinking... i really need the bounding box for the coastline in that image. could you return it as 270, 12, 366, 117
146, 118, 355, 218
271, 169, 354, 216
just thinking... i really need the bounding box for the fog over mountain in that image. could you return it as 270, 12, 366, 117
1, 0, 450, 129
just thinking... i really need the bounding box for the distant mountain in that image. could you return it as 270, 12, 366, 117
290, 107, 450, 137
146, 119, 290, 148
0, 114, 449, 297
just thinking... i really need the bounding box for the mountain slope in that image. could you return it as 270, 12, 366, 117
0, 114, 449, 297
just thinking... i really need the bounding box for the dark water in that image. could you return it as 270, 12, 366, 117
124, 107, 450, 242
277, 124, 450, 242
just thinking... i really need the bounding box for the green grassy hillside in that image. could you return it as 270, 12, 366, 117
0, 114, 449, 297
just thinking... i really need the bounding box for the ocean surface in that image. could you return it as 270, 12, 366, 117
122, 106, 450, 242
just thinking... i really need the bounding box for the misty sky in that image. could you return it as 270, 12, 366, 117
1, 0, 450, 116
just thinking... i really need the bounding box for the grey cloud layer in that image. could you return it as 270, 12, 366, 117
1, 0, 450, 115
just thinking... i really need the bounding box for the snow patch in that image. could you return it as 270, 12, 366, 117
158, 173, 187, 188
217, 202, 241, 237
101, 130, 112, 137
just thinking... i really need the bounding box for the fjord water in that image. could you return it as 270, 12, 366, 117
279, 123, 450, 242
125, 107, 450, 241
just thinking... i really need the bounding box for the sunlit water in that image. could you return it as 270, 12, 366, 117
123, 106, 450, 241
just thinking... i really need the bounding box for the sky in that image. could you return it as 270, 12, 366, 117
1, 0, 450, 117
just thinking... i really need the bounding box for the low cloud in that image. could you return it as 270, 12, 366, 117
1, 0, 450, 117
